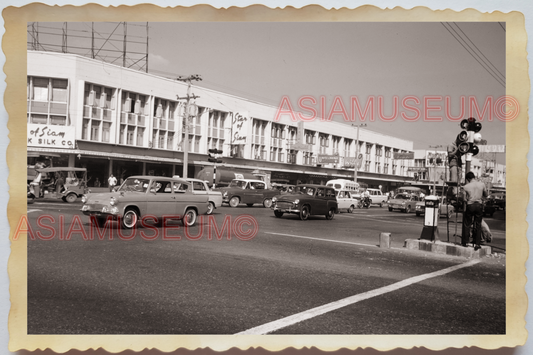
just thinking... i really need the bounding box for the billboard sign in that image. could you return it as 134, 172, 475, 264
317, 154, 339, 164
28, 124, 76, 149
230, 111, 250, 145
393, 152, 414, 160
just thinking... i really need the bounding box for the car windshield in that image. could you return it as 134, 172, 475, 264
294, 186, 315, 196
118, 178, 150, 193
394, 194, 411, 200
228, 180, 247, 188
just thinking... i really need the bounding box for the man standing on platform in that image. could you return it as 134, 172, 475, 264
461, 171, 488, 250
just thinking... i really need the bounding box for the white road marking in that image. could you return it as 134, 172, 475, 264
236, 259, 481, 335
265, 232, 378, 248
27, 209, 42, 213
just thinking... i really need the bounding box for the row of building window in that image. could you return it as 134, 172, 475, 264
27, 76, 412, 172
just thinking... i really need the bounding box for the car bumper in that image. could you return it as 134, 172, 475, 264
81, 204, 120, 216
272, 204, 300, 213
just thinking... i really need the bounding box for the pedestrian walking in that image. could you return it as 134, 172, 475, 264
108, 174, 117, 192
461, 172, 488, 250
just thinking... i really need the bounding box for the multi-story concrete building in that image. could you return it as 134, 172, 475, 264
27, 51, 418, 190
411, 150, 506, 193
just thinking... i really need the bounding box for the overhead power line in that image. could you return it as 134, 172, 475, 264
440, 22, 505, 88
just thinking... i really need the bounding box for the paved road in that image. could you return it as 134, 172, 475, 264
26, 201, 506, 334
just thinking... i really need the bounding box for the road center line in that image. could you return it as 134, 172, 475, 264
236, 259, 481, 335
265, 232, 377, 248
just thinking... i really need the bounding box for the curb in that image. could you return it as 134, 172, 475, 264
404, 239, 491, 259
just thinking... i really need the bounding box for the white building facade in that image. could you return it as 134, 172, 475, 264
27, 51, 417, 189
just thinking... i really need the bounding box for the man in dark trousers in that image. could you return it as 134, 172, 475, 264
461, 171, 488, 250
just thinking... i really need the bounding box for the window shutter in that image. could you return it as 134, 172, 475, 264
156, 104, 163, 118
124, 98, 131, 112
99, 93, 107, 108
134, 100, 141, 114
88, 90, 95, 106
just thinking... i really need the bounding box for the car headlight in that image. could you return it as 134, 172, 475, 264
223, 191, 228, 197
81, 195, 87, 203
294, 199, 300, 205
402, 202, 406, 205
272, 196, 277, 203
110, 197, 117, 206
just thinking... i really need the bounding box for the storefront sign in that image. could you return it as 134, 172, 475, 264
478, 145, 506, 153
425, 151, 447, 167
343, 154, 363, 169
393, 152, 414, 160
407, 167, 428, 173
230, 111, 250, 145
317, 154, 339, 164
28, 124, 76, 149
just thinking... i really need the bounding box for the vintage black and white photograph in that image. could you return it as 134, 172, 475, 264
11, 5, 528, 352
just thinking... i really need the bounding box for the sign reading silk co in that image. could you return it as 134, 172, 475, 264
230, 111, 250, 145
28, 124, 76, 149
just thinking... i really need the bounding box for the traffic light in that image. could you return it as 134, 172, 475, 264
208, 148, 223, 163
461, 117, 482, 157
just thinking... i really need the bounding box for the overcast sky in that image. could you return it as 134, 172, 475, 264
146, 21, 506, 159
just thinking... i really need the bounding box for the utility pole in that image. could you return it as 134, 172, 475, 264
429, 145, 443, 195
351, 123, 367, 183
176, 74, 202, 179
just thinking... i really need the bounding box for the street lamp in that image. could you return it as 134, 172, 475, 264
351, 123, 367, 183
429, 144, 443, 195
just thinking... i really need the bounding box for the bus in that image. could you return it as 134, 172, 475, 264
326, 179, 360, 192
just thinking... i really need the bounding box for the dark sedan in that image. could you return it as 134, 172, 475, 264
271, 184, 338, 220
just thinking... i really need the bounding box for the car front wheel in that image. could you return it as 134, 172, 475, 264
299, 205, 310, 221
183, 208, 197, 227
229, 196, 240, 208
389, 207, 393, 212
65, 193, 77, 203
274, 210, 284, 218
121, 208, 139, 229
405, 205, 411, 213
263, 198, 273, 208
348, 205, 354, 213
325, 208, 335, 220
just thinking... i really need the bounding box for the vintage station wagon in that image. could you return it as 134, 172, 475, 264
271, 184, 338, 220
81, 175, 209, 229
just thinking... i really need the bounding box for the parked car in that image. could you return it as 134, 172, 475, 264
488, 193, 506, 210
336, 190, 358, 213
81, 175, 209, 229
388, 193, 421, 213
185, 178, 223, 215
483, 199, 497, 217
271, 184, 338, 220
215, 179, 279, 208
365, 188, 388, 207
415, 196, 455, 219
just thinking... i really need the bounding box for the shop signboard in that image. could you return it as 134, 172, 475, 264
230, 111, 250, 145
407, 167, 428, 173
317, 154, 339, 164
27, 124, 76, 149
478, 145, 506, 153
425, 151, 447, 167
343, 154, 363, 169
393, 152, 414, 160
